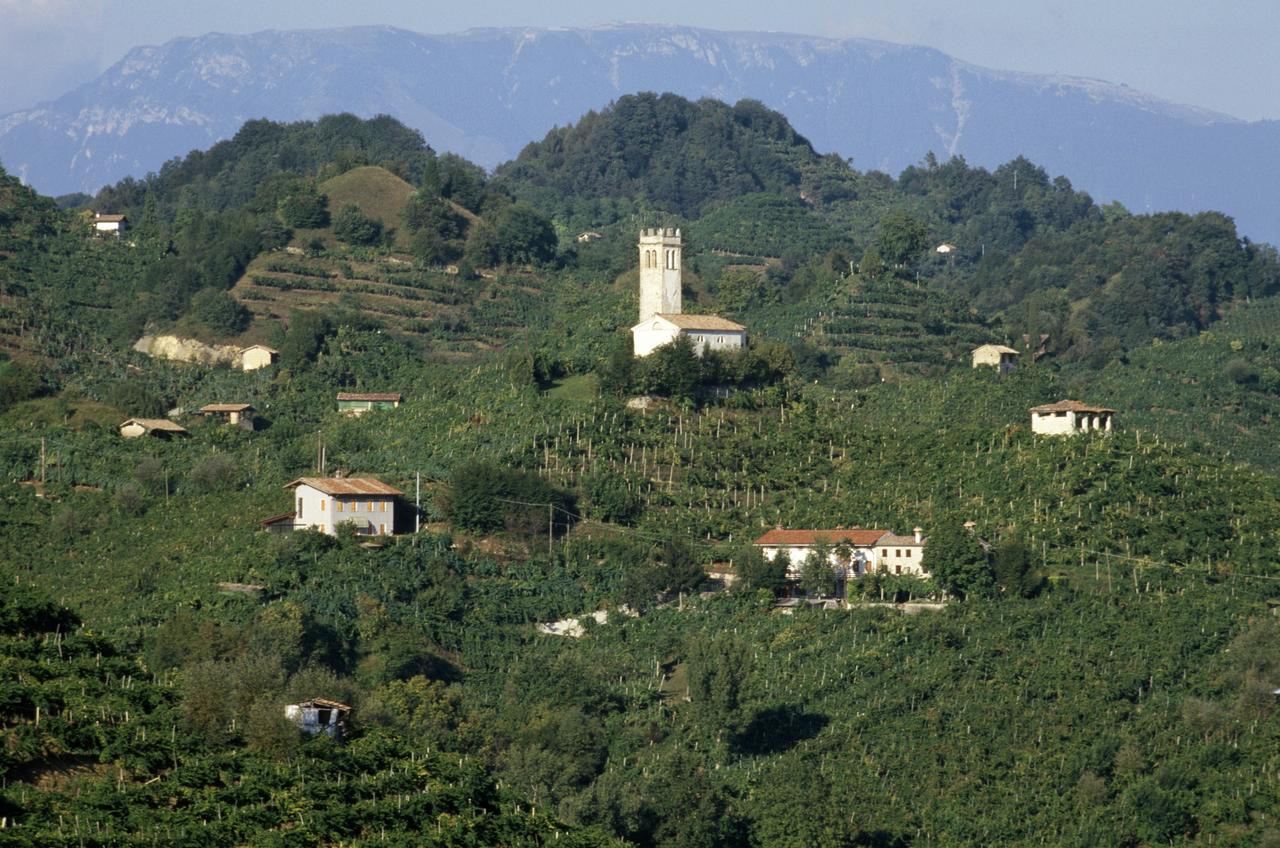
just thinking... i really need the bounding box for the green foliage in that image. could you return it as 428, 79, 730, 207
873, 209, 928, 268
494, 94, 821, 217
445, 460, 575, 536
685, 632, 752, 739
734, 544, 788, 596
992, 535, 1042, 598
582, 471, 644, 525
403, 192, 467, 265
0, 361, 44, 410
799, 541, 839, 597
188, 288, 251, 336
280, 309, 333, 369
332, 202, 385, 246
922, 519, 993, 599
277, 180, 330, 227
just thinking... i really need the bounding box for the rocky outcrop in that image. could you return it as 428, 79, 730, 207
133, 334, 241, 366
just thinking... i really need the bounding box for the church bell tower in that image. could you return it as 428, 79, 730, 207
638, 227, 682, 322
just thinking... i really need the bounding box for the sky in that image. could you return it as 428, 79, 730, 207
1, 0, 1277, 121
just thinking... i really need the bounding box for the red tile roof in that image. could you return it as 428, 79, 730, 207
754, 528, 888, 547
284, 477, 402, 496
260, 512, 296, 527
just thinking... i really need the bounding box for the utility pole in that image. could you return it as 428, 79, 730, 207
548, 502, 554, 559
414, 472, 421, 536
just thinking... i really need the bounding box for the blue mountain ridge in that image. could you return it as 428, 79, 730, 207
1, 24, 1275, 245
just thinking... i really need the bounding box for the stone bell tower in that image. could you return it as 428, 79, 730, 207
638, 227, 682, 322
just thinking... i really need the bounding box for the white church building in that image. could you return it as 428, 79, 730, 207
630, 228, 746, 357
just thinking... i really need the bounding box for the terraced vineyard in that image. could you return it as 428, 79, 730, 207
233, 252, 552, 351
805, 275, 995, 372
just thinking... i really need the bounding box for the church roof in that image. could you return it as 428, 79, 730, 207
654, 313, 746, 331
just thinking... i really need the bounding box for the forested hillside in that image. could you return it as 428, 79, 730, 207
2, 98, 1280, 846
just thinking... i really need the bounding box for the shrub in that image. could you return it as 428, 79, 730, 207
188, 454, 242, 494
189, 289, 251, 336
333, 203, 384, 246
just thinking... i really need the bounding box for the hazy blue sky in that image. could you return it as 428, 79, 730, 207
2, 0, 1276, 120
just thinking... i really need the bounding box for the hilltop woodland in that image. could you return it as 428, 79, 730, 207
1, 97, 1279, 846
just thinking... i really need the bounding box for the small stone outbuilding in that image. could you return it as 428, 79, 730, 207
199, 403, 255, 429
240, 345, 279, 372
284, 698, 350, 739
971, 344, 1020, 374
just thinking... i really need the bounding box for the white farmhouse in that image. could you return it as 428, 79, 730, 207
875, 528, 929, 577
630, 227, 746, 357
284, 477, 400, 536
1029, 400, 1115, 436
753, 528, 888, 579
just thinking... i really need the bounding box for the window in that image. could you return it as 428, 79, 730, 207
906, 549, 912, 557
297, 498, 303, 518
379, 523, 386, 535
895, 549, 902, 557
320, 499, 326, 511
882, 549, 888, 557
380, 502, 387, 512
337, 500, 344, 513
895, 565, 901, 575
366, 502, 373, 512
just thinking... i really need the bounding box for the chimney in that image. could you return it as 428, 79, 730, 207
913, 526, 923, 543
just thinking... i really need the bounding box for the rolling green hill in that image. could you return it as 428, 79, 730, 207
4, 106, 1280, 848
319, 164, 417, 248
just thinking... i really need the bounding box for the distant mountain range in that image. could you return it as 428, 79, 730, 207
2, 24, 1277, 245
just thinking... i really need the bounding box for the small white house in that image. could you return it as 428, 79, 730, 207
240, 345, 279, 372
631, 313, 747, 357
284, 477, 401, 536
1030, 400, 1115, 436
93, 213, 127, 237
876, 528, 929, 577
753, 528, 889, 579
971, 344, 1020, 374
